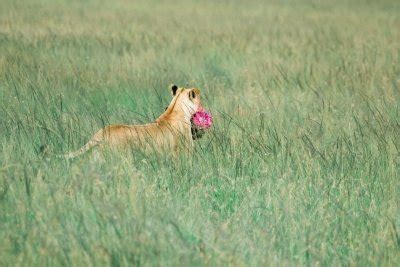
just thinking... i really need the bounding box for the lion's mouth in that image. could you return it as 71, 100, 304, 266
191, 125, 205, 140
190, 109, 212, 140
191, 109, 213, 129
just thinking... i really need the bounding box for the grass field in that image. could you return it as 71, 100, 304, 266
1, 0, 399, 265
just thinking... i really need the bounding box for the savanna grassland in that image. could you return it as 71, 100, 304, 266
0, 0, 399, 265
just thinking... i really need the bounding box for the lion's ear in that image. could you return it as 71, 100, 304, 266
170, 84, 178, 96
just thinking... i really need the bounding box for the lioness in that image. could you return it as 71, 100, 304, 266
60, 85, 203, 159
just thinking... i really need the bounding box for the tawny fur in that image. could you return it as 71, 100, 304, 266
62, 86, 203, 159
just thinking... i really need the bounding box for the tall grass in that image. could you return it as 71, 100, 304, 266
0, 0, 399, 265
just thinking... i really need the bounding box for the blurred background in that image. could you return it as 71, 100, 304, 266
0, 0, 399, 265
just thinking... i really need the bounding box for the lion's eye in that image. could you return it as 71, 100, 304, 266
191, 91, 196, 99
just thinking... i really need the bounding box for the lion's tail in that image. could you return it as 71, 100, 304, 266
59, 140, 100, 159
39, 140, 100, 160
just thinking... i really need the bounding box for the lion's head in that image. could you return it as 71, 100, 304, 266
169, 84, 203, 119
159, 85, 206, 140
